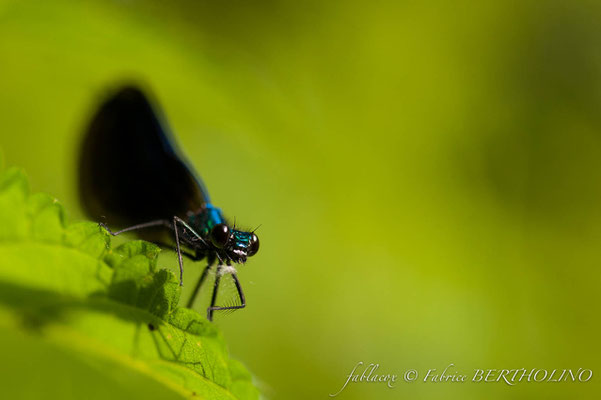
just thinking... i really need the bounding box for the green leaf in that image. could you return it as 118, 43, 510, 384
0, 166, 259, 400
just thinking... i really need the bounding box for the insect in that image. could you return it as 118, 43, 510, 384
78, 85, 260, 321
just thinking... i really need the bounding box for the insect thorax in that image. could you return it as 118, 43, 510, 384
188, 203, 226, 237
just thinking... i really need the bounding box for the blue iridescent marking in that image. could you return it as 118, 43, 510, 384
189, 203, 225, 236
232, 231, 253, 249
204, 204, 225, 229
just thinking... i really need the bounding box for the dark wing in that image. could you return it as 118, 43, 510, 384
78, 86, 209, 228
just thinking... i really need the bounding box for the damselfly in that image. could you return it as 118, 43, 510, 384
78, 85, 259, 321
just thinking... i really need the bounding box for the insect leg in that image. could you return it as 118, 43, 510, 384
101, 219, 203, 287
186, 263, 213, 308
207, 272, 246, 319
172, 216, 208, 246
172, 216, 208, 287
207, 265, 223, 321
99, 220, 170, 235
151, 240, 201, 261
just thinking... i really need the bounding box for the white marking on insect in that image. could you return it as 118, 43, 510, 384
218, 265, 238, 276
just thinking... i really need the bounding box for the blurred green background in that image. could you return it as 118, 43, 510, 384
1, 0, 601, 398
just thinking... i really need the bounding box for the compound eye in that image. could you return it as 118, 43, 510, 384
247, 233, 260, 257
210, 224, 230, 248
